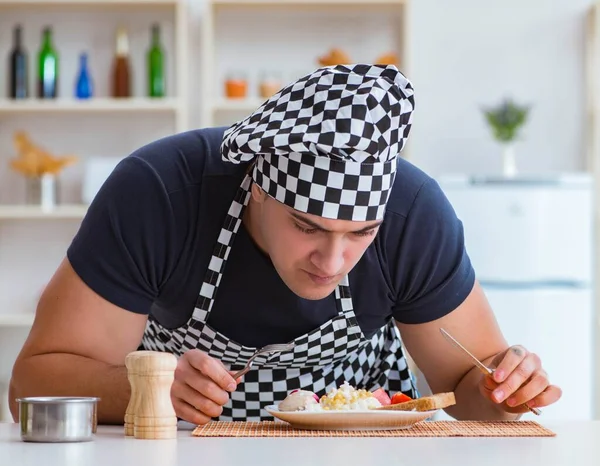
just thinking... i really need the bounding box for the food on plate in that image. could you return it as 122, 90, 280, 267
371, 387, 392, 406
278, 389, 320, 412
384, 392, 456, 412
278, 382, 382, 412
390, 392, 413, 405
276, 382, 455, 413
319, 381, 382, 411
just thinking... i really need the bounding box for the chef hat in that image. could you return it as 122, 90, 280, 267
221, 64, 415, 221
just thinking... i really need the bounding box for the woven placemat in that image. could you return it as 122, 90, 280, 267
191, 421, 555, 438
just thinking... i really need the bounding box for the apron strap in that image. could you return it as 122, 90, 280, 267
189, 174, 253, 325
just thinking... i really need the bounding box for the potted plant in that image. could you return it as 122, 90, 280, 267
482, 98, 530, 177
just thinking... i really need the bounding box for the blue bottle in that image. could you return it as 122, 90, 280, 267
75, 52, 93, 99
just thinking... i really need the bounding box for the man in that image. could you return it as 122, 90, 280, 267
9, 64, 561, 425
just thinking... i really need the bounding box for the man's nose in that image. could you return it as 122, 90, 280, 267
311, 238, 345, 276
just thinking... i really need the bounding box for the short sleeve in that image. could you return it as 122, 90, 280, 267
67, 155, 177, 315
391, 178, 476, 324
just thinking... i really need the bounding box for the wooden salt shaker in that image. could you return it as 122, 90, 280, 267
125, 350, 178, 440
124, 351, 151, 436
124, 352, 139, 436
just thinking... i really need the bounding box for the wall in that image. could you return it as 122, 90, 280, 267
407, 0, 591, 176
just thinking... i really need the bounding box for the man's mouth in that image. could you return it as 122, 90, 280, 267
305, 271, 338, 286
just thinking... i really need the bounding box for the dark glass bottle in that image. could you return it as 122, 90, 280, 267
37, 26, 58, 99
111, 27, 131, 98
9, 25, 28, 99
75, 52, 93, 99
147, 23, 165, 98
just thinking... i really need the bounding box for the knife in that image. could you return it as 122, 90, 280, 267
439, 328, 542, 416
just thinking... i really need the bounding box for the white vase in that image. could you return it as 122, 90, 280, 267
25, 173, 59, 210
501, 144, 517, 177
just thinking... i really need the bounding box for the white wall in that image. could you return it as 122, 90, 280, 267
407, 0, 591, 176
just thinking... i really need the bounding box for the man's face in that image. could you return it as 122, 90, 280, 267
252, 188, 382, 300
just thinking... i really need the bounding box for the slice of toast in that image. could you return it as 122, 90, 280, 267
376, 392, 456, 412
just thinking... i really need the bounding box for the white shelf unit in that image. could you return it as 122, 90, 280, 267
0, 97, 180, 114
0, 314, 35, 327
212, 98, 266, 114
210, 0, 404, 6
0, 0, 191, 424
0, 0, 189, 132
0, 0, 191, 212
0, 204, 88, 219
0, 0, 181, 7
587, 4, 600, 176
585, 1, 600, 421
0, 0, 190, 374
200, 0, 410, 129
0, 0, 190, 329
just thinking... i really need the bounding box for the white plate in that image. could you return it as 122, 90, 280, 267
265, 405, 438, 431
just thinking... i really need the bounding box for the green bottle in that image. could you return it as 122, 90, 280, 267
38, 26, 58, 98
147, 24, 165, 98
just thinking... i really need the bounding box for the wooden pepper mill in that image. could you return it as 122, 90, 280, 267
124, 350, 178, 439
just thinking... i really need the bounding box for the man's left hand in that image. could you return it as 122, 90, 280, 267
479, 345, 562, 414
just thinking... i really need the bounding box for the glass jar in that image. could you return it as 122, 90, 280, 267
225, 71, 248, 99
258, 71, 283, 99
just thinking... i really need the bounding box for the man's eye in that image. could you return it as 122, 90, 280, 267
294, 223, 317, 234
353, 230, 376, 238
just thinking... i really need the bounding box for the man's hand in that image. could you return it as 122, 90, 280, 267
479, 345, 562, 413
398, 281, 563, 420
171, 350, 239, 425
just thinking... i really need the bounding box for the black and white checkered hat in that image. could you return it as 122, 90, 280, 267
221, 64, 415, 221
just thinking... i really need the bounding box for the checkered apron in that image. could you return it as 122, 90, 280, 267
141, 172, 418, 421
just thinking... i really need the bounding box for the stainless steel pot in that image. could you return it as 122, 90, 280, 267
17, 396, 100, 442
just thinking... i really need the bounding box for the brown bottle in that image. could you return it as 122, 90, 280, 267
111, 26, 131, 98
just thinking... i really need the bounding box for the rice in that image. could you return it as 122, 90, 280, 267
278, 381, 382, 412
318, 381, 382, 411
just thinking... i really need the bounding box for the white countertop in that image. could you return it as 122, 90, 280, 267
1, 421, 599, 466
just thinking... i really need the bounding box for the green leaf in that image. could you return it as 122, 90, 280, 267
482, 98, 530, 143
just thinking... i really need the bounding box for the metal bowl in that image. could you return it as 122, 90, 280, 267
17, 396, 100, 443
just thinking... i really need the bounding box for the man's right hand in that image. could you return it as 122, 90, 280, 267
171, 350, 238, 425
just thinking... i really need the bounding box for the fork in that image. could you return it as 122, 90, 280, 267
232, 342, 296, 379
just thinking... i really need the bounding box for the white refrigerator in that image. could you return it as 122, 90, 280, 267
437, 173, 595, 421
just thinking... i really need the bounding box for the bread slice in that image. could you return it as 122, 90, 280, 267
376, 392, 456, 412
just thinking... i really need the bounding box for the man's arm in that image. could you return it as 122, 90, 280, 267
9, 257, 148, 424
397, 280, 517, 421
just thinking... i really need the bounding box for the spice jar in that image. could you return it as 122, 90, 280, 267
225, 72, 248, 99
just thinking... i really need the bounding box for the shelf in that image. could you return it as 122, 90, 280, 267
0, 314, 34, 327
212, 0, 405, 6
212, 98, 267, 113
0, 98, 180, 114
201, 0, 408, 127
586, 3, 600, 172
0, 204, 88, 219
0, 0, 180, 6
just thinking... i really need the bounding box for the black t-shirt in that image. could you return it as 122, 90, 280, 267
67, 127, 475, 348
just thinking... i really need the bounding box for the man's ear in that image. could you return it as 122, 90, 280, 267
250, 183, 268, 204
